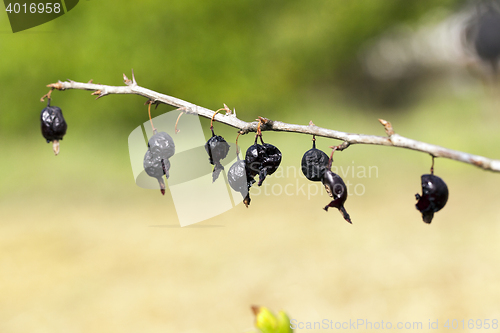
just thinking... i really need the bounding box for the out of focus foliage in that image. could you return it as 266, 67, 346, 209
0, 0, 465, 135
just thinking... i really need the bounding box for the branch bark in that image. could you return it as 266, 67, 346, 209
45, 72, 500, 173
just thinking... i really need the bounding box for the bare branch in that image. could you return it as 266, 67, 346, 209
45, 75, 500, 172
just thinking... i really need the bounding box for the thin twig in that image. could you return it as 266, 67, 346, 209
44, 74, 500, 173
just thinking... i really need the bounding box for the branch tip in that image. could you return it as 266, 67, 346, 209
46, 82, 64, 90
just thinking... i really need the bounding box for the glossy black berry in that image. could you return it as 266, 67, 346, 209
227, 157, 250, 207
41, 105, 67, 143
259, 143, 282, 186
301, 141, 329, 181
244, 141, 282, 187
205, 132, 230, 182
322, 170, 351, 223
245, 143, 266, 185
415, 174, 448, 224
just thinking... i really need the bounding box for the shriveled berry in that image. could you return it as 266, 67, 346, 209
40, 102, 67, 156
245, 143, 266, 184
227, 158, 250, 207
301, 142, 329, 181
144, 150, 170, 179
205, 133, 230, 182
148, 131, 175, 159
143, 150, 169, 195
41, 105, 67, 142
258, 143, 282, 186
144, 131, 175, 196
415, 174, 448, 224
245, 142, 282, 187
323, 170, 351, 223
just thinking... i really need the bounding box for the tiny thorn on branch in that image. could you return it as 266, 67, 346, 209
222, 103, 232, 115
131, 69, 137, 85
379, 118, 395, 136
123, 73, 132, 85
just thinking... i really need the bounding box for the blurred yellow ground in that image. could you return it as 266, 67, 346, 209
1, 86, 500, 333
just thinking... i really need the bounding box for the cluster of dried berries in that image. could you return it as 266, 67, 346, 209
301, 140, 351, 223
40, 99, 67, 155
143, 131, 175, 195
245, 139, 282, 187
205, 128, 230, 182
415, 173, 448, 224
39, 96, 453, 225
227, 131, 282, 207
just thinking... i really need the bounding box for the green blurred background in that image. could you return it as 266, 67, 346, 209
2, 1, 500, 332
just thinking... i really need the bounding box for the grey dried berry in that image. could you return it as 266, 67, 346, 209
415, 174, 448, 224
148, 131, 175, 159
144, 151, 170, 179
144, 131, 175, 196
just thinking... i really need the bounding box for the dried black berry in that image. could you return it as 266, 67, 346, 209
41, 101, 67, 155
415, 174, 448, 224
227, 157, 250, 207
144, 131, 175, 196
244, 139, 282, 187
301, 141, 329, 181
205, 131, 230, 182
259, 143, 282, 186
322, 169, 351, 224
41, 105, 67, 142
245, 142, 266, 185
